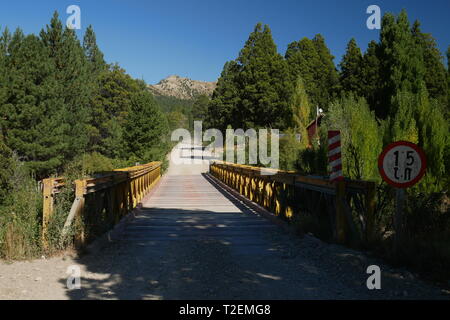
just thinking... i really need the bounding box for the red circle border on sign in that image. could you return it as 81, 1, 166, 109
378, 141, 427, 188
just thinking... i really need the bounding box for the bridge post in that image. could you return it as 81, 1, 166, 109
42, 178, 55, 249
335, 180, 348, 244
365, 182, 376, 246
74, 179, 87, 247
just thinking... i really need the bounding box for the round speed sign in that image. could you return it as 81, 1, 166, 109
378, 141, 426, 188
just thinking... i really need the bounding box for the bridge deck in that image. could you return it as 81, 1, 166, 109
120, 174, 278, 247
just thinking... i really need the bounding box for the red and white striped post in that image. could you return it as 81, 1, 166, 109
328, 131, 343, 182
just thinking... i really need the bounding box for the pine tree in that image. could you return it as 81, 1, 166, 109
89, 64, 143, 159
0, 133, 12, 204
1, 31, 67, 177
378, 10, 425, 119
192, 94, 210, 122
83, 25, 106, 75
339, 38, 364, 95
447, 45, 450, 112
235, 23, 293, 129
124, 91, 169, 163
412, 21, 448, 104
312, 34, 339, 107
361, 40, 382, 112
286, 35, 338, 111
40, 12, 92, 164
207, 61, 241, 131
285, 38, 321, 107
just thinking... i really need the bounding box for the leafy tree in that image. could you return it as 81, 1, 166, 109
326, 94, 382, 181
339, 38, 364, 96
167, 111, 188, 132
389, 90, 419, 144
289, 76, 311, 148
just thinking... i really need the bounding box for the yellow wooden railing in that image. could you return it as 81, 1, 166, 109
210, 161, 376, 246
42, 161, 162, 247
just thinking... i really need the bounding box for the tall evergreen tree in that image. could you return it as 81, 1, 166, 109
124, 91, 169, 163
83, 25, 106, 75
339, 38, 364, 95
378, 10, 425, 119
207, 61, 241, 131
447, 45, 450, 112
40, 12, 92, 164
412, 21, 448, 103
361, 40, 382, 113
89, 64, 143, 159
192, 94, 210, 123
1, 31, 67, 177
312, 34, 339, 106
286, 35, 338, 110
235, 23, 293, 129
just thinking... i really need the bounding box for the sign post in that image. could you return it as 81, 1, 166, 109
328, 131, 343, 182
378, 141, 426, 252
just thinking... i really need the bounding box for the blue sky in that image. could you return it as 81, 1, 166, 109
0, 0, 449, 84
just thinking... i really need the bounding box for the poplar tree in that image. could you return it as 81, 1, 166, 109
290, 77, 311, 148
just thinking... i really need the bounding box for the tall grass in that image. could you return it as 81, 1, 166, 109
0, 154, 42, 260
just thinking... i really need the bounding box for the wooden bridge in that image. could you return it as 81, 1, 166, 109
42, 143, 375, 249
5, 143, 442, 299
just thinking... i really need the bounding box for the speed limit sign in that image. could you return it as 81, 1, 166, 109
378, 141, 427, 188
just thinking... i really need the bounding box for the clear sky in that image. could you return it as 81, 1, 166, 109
0, 0, 449, 84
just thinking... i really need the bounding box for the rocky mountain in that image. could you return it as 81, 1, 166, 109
148, 75, 217, 100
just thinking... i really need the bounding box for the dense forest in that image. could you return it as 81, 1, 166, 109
201, 10, 450, 279
0, 12, 171, 257
205, 10, 449, 194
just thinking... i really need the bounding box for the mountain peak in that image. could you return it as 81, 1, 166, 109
149, 75, 217, 100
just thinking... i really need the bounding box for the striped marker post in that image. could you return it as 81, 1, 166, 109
328, 131, 343, 182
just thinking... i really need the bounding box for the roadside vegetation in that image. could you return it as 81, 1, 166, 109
203, 11, 449, 282
0, 12, 171, 259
